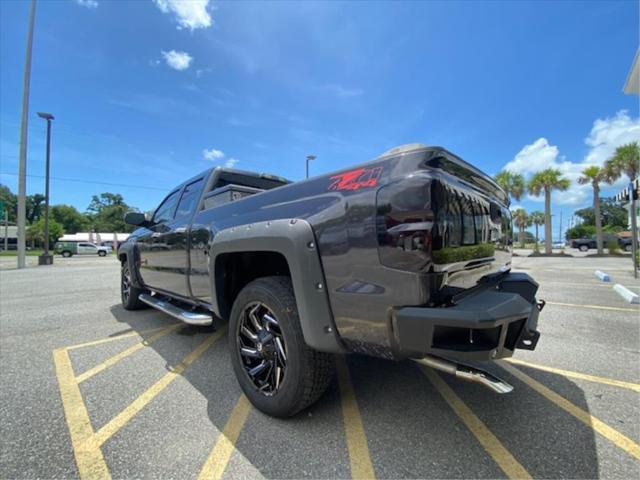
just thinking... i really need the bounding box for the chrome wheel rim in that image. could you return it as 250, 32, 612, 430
237, 302, 287, 396
122, 267, 131, 302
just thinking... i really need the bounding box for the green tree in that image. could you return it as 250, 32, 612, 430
86, 192, 134, 233
529, 211, 545, 252
528, 168, 570, 254
26, 217, 64, 248
25, 193, 45, 224
574, 198, 628, 229
50, 204, 90, 234
512, 208, 531, 248
578, 166, 606, 255
0, 184, 17, 222
604, 142, 639, 183
495, 170, 526, 202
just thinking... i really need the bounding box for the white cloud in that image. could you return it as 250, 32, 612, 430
74, 0, 98, 8
154, 0, 212, 31
161, 50, 193, 71
224, 158, 239, 168
503, 111, 640, 206
202, 148, 240, 168
202, 148, 224, 160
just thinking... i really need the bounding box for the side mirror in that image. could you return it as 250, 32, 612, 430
124, 211, 149, 227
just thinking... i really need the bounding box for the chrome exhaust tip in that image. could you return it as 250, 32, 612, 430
413, 355, 513, 394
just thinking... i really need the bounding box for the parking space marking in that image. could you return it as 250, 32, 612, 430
336, 356, 376, 480
545, 301, 639, 312
53, 347, 110, 480
198, 394, 252, 480
499, 361, 640, 460
94, 327, 227, 447
76, 324, 181, 383
421, 366, 532, 479
66, 327, 167, 351
507, 359, 640, 392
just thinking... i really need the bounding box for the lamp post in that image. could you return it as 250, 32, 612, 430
305, 155, 316, 179
37, 111, 54, 266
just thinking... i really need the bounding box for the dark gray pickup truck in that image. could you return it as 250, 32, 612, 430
118, 143, 544, 417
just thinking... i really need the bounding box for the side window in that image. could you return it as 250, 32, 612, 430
175, 178, 205, 219
153, 190, 180, 224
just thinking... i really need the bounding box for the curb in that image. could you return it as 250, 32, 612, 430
613, 284, 640, 304
594, 270, 610, 282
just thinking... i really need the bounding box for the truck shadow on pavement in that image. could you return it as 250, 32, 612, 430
108, 304, 604, 479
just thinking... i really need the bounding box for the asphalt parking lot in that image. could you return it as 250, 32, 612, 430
1, 254, 639, 479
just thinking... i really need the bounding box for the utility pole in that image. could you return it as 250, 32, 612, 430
37, 112, 54, 265
306, 155, 316, 179
558, 210, 563, 244
16, 0, 37, 269
3, 208, 8, 252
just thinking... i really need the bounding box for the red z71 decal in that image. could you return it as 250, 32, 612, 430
328, 167, 383, 191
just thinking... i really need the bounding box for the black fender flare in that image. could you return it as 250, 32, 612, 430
209, 219, 346, 354
117, 241, 145, 290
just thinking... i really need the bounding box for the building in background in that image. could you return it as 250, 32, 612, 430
0, 225, 18, 250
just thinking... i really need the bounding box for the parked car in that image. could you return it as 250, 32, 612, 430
570, 233, 632, 252
54, 241, 111, 257
118, 143, 543, 417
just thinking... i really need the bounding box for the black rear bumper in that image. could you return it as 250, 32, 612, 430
391, 272, 542, 361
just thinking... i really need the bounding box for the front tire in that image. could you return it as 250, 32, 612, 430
229, 276, 334, 417
579, 245, 589, 252
62, 251, 72, 258
121, 262, 148, 310
98, 250, 107, 257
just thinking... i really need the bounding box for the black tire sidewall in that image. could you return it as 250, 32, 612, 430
579, 245, 588, 252
228, 278, 308, 417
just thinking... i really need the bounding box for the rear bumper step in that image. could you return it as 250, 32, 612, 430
393, 272, 541, 361
138, 293, 212, 326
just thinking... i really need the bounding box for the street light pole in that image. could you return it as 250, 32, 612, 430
17, 0, 37, 269
37, 112, 54, 265
306, 155, 316, 179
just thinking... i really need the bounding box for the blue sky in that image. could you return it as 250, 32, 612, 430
0, 0, 638, 235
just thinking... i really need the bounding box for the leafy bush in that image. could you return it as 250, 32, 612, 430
432, 243, 496, 264
607, 240, 620, 254
566, 224, 596, 240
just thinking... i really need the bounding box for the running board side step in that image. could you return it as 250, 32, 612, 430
138, 293, 213, 326
413, 355, 513, 394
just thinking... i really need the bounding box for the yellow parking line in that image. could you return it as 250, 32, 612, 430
76, 324, 181, 383
336, 356, 376, 480
53, 347, 110, 479
499, 361, 640, 460
421, 366, 531, 480
545, 301, 639, 312
93, 327, 226, 447
198, 395, 252, 480
65, 326, 167, 351
507, 359, 640, 393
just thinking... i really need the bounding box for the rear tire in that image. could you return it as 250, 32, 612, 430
98, 250, 107, 257
625, 244, 632, 252
121, 262, 149, 310
228, 276, 334, 417
62, 251, 72, 258
579, 245, 589, 252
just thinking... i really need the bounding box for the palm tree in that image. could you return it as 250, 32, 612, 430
495, 170, 526, 202
603, 142, 639, 183
578, 166, 606, 255
529, 211, 545, 252
528, 168, 570, 254
512, 208, 530, 248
